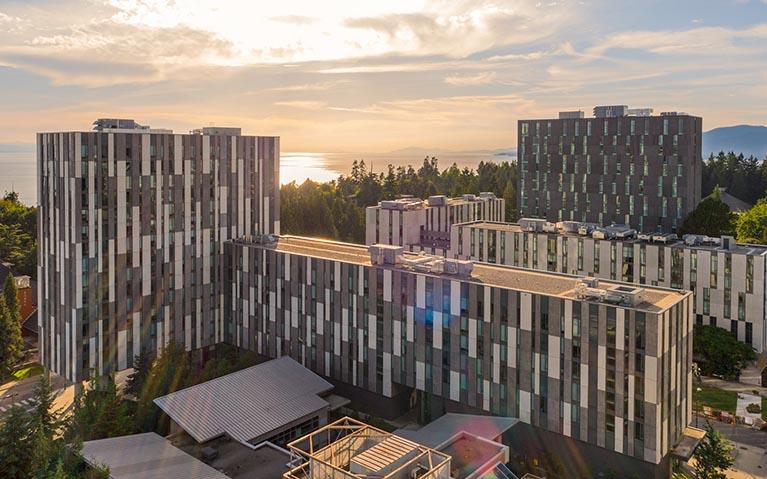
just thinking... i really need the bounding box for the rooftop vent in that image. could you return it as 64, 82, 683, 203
519, 218, 547, 232
380, 199, 423, 211
92, 118, 149, 131
479, 192, 497, 200
559, 111, 585, 119
627, 108, 653, 117
462, 194, 477, 202
593, 105, 628, 118
575, 277, 646, 306
721, 235, 736, 251
369, 244, 404, 265
369, 246, 473, 277
556, 221, 581, 234
191, 127, 242, 136
427, 195, 448, 206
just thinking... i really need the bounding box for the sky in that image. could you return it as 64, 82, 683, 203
0, 0, 766, 155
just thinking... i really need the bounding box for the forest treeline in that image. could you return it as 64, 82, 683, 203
280, 157, 518, 243
703, 151, 767, 205
281, 151, 767, 244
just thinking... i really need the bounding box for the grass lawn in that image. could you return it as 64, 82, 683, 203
693, 385, 737, 414
11, 363, 43, 381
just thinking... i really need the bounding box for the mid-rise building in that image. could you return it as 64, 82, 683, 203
517, 106, 702, 232
451, 220, 767, 352
365, 193, 504, 254
225, 235, 693, 477
37, 120, 279, 381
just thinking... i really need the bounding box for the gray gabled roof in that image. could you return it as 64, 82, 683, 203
81, 432, 228, 479
394, 413, 519, 449
154, 356, 333, 443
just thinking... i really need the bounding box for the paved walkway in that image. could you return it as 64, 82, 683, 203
737, 393, 763, 422
701, 377, 767, 397
728, 442, 767, 479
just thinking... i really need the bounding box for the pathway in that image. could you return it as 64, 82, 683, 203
701, 377, 767, 397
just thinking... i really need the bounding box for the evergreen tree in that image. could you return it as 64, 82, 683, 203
694, 422, 734, 479
31, 373, 59, 436
678, 190, 737, 237
0, 295, 24, 379
125, 351, 153, 397
0, 405, 34, 478
4, 271, 20, 318
67, 375, 133, 442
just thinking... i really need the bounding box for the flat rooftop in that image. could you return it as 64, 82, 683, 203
232, 236, 689, 313
174, 435, 290, 479
81, 432, 229, 479
458, 221, 767, 256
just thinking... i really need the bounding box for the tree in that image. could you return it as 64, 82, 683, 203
0, 405, 34, 478
4, 271, 20, 319
678, 189, 737, 237
0, 192, 38, 278
31, 374, 59, 436
737, 198, 767, 244
693, 325, 755, 380
67, 375, 133, 442
693, 422, 734, 479
125, 351, 153, 398
0, 295, 24, 379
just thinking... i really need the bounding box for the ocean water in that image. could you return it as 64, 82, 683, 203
0, 149, 509, 206
0, 151, 37, 205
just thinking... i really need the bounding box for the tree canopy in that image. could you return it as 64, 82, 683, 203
0, 293, 24, 379
0, 191, 37, 278
702, 151, 767, 205
679, 187, 737, 237
0, 375, 108, 479
736, 198, 767, 244
693, 325, 755, 380
281, 157, 518, 243
693, 421, 734, 479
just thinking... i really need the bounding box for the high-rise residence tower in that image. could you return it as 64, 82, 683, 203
518, 107, 702, 233
37, 120, 279, 382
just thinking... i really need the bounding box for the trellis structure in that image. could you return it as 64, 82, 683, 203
284, 417, 451, 479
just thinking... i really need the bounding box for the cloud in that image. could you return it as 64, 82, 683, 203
444, 71, 497, 85
0, 12, 21, 23
270, 80, 349, 91
273, 100, 326, 109
344, 3, 569, 58
587, 23, 767, 57
270, 15, 317, 25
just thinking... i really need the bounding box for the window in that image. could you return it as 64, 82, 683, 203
703, 288, 710, 315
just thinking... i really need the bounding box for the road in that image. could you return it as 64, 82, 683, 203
694, 413, 767, 450
0, 373, 68, 414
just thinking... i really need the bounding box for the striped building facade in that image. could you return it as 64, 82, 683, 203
365, 194, 505, 254
224, 236, 693, 472
37, 127, 279, 382
451, 221, 767, 352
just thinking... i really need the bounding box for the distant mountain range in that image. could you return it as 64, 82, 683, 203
703, 125, 767, 158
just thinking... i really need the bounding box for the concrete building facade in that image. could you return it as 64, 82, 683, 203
451, 221, 767, 352
225, 235, 693, 475
37, 122, 279, 381
518, 107, 702, 232
365, 193, 504, 255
